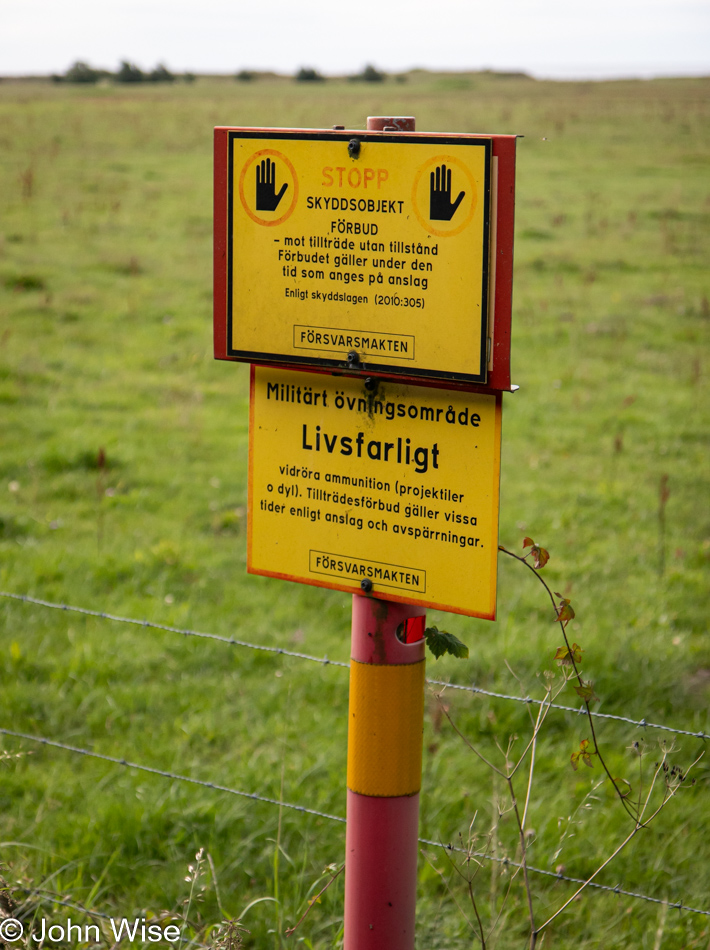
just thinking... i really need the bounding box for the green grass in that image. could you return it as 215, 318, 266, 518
0, 71, 709, 948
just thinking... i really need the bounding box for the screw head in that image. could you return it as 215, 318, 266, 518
360, 578, 373, 593
347, 350, 360, 364
348, 138, 361, 158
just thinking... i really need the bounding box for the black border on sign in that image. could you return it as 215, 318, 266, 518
226, 130, 491, 385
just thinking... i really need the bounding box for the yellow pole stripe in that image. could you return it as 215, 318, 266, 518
347, 659, 425, 798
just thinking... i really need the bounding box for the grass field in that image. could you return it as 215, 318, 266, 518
1, 71, 709, 948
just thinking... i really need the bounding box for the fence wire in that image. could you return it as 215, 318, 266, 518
14, 889, 113, 921
2, 592, 708, 741
0, 727, 344, 825
0, 592, 348, 668
417, 836, 709, 917
1, 726, 708, 919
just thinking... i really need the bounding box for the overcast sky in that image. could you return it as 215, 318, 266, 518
1, 0, 708, 79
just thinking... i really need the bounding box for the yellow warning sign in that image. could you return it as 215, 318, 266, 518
248, 366, 502, 618
228, 130, 491, 384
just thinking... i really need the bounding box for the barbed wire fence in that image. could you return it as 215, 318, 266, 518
1, 726, 708, 920
1, 590, 708, 923
3, 592, 708, 741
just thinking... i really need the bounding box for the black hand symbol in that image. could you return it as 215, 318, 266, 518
255, 158, 288, 211
429, 163, 465, 221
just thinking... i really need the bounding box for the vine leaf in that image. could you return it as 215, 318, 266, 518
553, 593, 576, 624
554, 642, 583, 666
574, 680, 599, 703
425, 626, 469, 660
570, 739, 595, 771
523, 536, 550, 569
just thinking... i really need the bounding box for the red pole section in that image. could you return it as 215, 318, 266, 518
344, 596, 426, 950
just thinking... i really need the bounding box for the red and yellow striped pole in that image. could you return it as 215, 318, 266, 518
344, 595, 426, 949
343, 114, 424, 948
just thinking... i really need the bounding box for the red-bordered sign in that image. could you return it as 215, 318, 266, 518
215, 127, 517, 392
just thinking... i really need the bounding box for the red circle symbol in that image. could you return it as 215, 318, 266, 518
238, 149, 298, 227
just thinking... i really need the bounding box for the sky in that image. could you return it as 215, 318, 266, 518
1, 0, 709, 80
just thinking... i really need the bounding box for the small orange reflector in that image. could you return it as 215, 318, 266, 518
400, 615, 425, 643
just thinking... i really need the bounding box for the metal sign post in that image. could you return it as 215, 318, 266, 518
341, 118, 419, 950
343, 117, 424, 950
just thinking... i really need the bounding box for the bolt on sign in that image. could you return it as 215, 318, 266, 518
214, 128, 517, 390
248, 366, 502, 619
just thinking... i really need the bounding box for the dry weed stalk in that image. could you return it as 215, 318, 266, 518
431, 538, 702, 948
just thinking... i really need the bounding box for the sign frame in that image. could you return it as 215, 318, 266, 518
214, 127, 517, 392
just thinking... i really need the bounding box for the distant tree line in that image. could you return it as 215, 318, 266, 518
234, 65, 400, 83
52, 61, 195, 84
53, 60, 404, 85
293, 64, 390, 83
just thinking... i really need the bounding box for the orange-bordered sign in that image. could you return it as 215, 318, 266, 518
214, 127, 517, 392
247, 365, 503, 619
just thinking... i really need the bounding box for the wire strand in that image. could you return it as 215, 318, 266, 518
15, 889, 113, 921
2, 592, 707, 741
417, 837, 708, 916
1, 726, 707, 919
0, 591, 349, 668
0, 727, 345, 825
